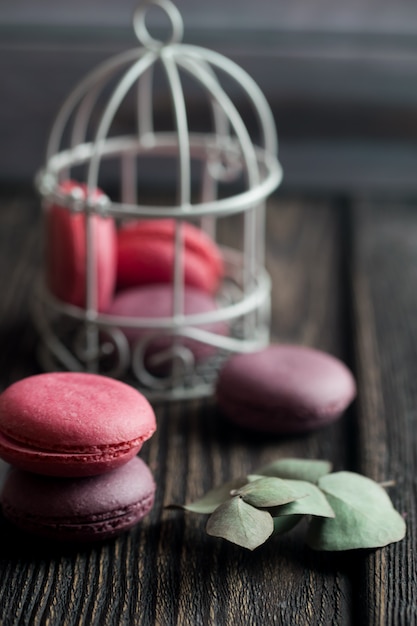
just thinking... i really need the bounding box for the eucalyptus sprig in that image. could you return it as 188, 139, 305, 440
168, 459, 406, 551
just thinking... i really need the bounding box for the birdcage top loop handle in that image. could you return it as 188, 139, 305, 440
133, 0, 184, 50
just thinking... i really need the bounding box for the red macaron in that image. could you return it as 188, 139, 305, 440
0, 372, 156, 477
45, 180, 117, 311
216, 344, 356, 434
116, 218, 224, 294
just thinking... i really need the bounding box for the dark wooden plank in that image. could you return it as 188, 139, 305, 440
0, 192, 357, 625
139, 197, 356, 626
351, 199, 417, 625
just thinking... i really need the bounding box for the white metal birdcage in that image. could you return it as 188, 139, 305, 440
33, 0, 283, 401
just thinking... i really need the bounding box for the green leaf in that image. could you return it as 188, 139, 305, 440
172, 477, 248, 514
256, 458, 333, 483
232, 477, 305, 508
206, 496, 274, 550
273, 480, 335, 518
306, 471, 406, 551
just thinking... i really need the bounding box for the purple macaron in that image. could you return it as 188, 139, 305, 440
106, 284, 228, 371
216, 344, 356, 434
1, 456, 155, 542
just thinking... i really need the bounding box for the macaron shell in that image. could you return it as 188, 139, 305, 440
216, 344, 356, 434
116, 218, 224, 294
0, 372, 156, 476
46, 180, 117, 311
1, 456, 156, 541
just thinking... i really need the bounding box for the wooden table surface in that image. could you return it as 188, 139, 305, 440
0, 189, 416, 625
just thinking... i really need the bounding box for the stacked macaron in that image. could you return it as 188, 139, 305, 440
45, 181, 226, 372
0, 372, 157, 541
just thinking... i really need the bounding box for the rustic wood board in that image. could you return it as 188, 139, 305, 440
351, 199, 417, 625
0, 191, 412, 624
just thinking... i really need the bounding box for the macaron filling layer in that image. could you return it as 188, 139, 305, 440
0, 429, 152, 455
0, 431, 145, 477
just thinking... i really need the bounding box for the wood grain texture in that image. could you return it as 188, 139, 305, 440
0, 190, 409, 625
351, 200, 417, 625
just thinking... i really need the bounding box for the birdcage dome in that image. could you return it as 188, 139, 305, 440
34, 0, 283, 401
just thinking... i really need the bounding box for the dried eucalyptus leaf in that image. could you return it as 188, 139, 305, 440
233, 477, 305, 508
273, 480, 335, 518
173, 477, 248, 514
256, 458, 333, 483
206, 496, 274, 550
306, 471, 406, 551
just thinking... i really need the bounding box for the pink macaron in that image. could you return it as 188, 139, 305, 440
216, 344, 356, 434
45, 179, 117, 311
1, 456, 156, 542
116, 218, 224, 294
0, 372, 156, 477
106, 284, 228, 372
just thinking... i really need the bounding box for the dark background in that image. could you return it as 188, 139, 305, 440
2, 0, 417, 192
